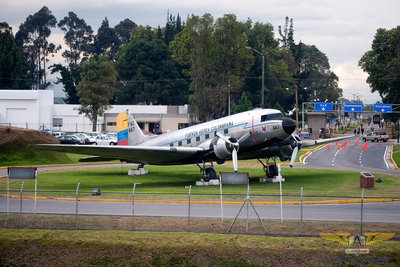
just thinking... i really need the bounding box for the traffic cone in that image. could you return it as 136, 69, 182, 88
355, 140, 358, 146
398, 147, 400, 152
331, 134, 333, 138
338, 145, 340, 150
336, 141, 338, 145
327, 144, 330, 150
378, 141, 381, 146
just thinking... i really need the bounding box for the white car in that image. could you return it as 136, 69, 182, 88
94, 135, 117, 146
86, 132, 101, 144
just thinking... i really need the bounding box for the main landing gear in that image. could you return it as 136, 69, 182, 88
197, 161, 217, 182
258, 158, 279, 178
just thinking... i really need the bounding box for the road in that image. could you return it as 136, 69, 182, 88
2, 198, 400, 223
299, 135, 400, 175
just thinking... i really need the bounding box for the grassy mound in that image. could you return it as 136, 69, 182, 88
0, 126, 71, 166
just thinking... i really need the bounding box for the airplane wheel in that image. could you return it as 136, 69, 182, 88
267, 165, 278, 178
203, 168, 216, 182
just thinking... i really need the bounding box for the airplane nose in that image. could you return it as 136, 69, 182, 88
282, 118, 296, 134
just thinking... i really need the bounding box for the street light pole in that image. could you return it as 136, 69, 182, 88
246, 46, 282, 109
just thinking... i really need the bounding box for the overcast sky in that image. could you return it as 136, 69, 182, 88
2, 0, 399, 103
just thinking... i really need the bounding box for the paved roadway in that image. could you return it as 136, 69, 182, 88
2, 198, 400, 223
298, 135, 400, 175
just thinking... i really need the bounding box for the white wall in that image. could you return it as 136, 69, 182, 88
0, 90, 191, 133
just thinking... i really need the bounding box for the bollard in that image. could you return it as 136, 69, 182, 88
300, 187, 303, 235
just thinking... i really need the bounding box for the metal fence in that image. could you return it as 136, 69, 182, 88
1, 184, 399, 236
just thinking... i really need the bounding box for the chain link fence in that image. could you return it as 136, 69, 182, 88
1, 185, 399, 237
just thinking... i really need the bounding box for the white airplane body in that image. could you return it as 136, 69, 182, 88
35, 108, 350, 180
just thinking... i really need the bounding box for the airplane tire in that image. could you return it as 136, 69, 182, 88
203, 168, 216, 182
267, 165, 278, 178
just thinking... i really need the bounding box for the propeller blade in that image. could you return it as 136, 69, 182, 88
290, 146, 299, 168
232, 148, 238, 172
237, 132, 251, 144
216, 132, 232, 144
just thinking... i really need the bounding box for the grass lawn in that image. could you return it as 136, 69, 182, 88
393, 145, 400, 168
0, 228, 398, 266
2, 165, 399, 200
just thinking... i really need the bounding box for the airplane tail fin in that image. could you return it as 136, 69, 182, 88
117, 111, 145, 146
117, 112, 128, 145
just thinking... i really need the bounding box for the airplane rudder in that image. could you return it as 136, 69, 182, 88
117, 112, 128, 145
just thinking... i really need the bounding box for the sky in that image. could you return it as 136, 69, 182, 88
2, 0, 399, 103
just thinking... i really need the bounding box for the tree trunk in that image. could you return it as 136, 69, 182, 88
92, 116, 97, 132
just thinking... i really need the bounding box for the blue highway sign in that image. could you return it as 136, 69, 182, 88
374, 104, 392, 113
344, 103, 362, 112
314, 102, 333, 112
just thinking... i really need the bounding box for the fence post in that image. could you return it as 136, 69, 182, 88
360, 188, 364, 235
19, 182, 24, 228
75, 182, 80, 230
132, 183, 136, 231
300, 187, 303, 235
246, 185, 250, 233
188, 185, 191, 232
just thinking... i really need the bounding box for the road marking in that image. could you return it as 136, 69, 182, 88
384, 145, 389, 169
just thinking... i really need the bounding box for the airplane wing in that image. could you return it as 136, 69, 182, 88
34, 144, 206, 165
300, 135, 353, 147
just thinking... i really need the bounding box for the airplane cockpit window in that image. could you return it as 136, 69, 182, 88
261, 113, 282, 122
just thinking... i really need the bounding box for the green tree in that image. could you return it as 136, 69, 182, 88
114, 18, 136, 45
170, 14, 253, 121
359, 26, 400, 105
94, 17, 118, 59
231, 92, 252, 114
76, 55, 117, 131
294, 43, 342, 103
15, 6, 60, 89
115, 32, 188, 105
50, 12, 93, 104
0, 24, 31, 89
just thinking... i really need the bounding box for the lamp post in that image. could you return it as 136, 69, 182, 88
246, 46, 282, 108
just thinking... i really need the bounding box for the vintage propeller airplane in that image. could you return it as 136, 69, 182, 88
35, 109, 349, 181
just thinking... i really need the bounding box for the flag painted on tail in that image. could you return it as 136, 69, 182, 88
117, 112, 128, 145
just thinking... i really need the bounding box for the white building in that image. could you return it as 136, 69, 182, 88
0, 90, 195, 133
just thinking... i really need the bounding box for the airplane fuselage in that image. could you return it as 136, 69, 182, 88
141, 109, 295, 160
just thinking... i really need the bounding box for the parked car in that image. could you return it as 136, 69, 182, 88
362, 131, 389, 142
93, 135, 117, 146
58, 135, 80, 144
73, 133, 89, 144
86, 132, 101, 144
52, 131, 66, 138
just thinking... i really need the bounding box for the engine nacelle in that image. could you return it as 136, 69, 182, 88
210, 136, 233, 160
